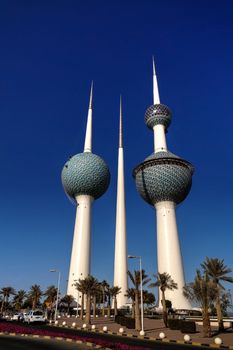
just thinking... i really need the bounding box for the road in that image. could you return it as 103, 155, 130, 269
0, 335, 91, 350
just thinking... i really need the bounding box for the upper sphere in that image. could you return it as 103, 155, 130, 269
145, 104, 172, 130
61, 152, 110, 201
133, 151, 194, 205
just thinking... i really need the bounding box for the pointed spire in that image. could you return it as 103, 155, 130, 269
152, 56, 160, 105
89, 81, 93, 109
119, 96, 123, 148
84, 82, 93, 153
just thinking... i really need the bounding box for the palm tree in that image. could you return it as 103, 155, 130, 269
100, 280, 109, 316
149, 272, 177, 327
201, 257, 233, 332
76, 275, 99, 324
75, 281, 85, 319
183, 270, 216, 337
13, 290, 27, 311
28, 285, 42, 310
143, 290, 155, 308
0, 287, 16, 314
109, 286, 121, 316
125, 288, 135, 318
60, 295, 74, 315
128, 269, 151, 331
44, 285, 57, 316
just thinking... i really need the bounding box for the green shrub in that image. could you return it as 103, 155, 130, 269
181, 321, 196, 333
168, 319, 183, 330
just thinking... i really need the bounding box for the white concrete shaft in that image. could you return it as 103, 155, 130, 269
113, 147, 128, 308
67, 195, 93, 301
83, 107, 92, 153
155, 201, 191, 309
153, 124, 167, 153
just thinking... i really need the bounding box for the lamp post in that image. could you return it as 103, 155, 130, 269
49, 269, 61, 322
128, 255, 144, 334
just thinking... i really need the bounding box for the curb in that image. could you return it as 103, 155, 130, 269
0, 332, 112, 350
50, 324, 233, 349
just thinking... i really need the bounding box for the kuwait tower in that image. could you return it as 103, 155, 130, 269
113, 98, 128, 308
133, 60, 194, 309
61, 84, 110, 299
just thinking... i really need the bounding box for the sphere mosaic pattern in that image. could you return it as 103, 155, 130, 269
61, 152, 110, 200
133, 151, 193, 205
145, 104, 172, 130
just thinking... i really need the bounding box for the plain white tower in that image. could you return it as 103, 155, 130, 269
113, 98, 128, 308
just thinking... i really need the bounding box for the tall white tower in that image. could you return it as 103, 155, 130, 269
133, 59, 194, 309
113, 98, 128, 308
61, 84, 110, 300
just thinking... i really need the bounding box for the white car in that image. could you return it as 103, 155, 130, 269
11, 313, 20, 321
24, 310, 46, 324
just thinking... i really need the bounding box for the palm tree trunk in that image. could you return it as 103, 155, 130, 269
216, 287, 224, 332
85, 293, 91, 325
203, 306, 211, 337
102, 291, 105, 316
135, 290, 141, 331
80, 292, 84, 319
0, 298, 5, 314
114, 296, 118, 316
93, 295, 96, 318
161, 290, 168, 327
132, 301, 135, 319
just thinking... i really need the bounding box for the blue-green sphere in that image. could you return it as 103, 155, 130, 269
61, 152, 110, 201
133, 151, 193, 205
145, 104, 172, 130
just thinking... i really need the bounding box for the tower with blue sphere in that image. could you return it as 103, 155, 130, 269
61, 84, 110, 299
133, 60, 194, 309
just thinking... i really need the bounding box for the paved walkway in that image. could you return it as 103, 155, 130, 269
56, 315, 233, 347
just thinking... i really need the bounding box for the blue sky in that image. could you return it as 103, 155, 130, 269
0, 0, 233, 298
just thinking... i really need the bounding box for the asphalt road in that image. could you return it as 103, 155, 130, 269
15, 323, 211, 349
0, 335, 90, 350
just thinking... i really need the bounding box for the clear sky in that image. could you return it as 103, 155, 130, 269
0, 0, 233, 299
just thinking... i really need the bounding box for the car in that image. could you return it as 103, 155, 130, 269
11, 313, 20, 321
23, 310, 46, 324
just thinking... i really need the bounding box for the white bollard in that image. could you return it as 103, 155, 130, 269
159, 332, 166, 339
91, 325, 96, 330
184, 334, 191, 342
119, 327, 124, 334
72, 322, 76, 327
139, 330, 145, 336
214, 337, 222, 345
103, 326, 108, 332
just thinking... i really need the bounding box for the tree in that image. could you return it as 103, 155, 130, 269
201, 257, 233, 332
44, 285, 57, 316
149, 272, 177, 327
0, 287, 16, 314
143, 290, 155, 308
109, 286, 121, 316
60, 295, 74, 315
100, 280, 109, 316
183, 270, 216, 337
75, 275, 99, 324
128, 270, 151, 331
125, 288, 135, 318
28, 285, 43, 310
13, 290, 27, 311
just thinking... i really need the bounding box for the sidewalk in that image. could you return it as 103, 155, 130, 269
56, 315, 233, 347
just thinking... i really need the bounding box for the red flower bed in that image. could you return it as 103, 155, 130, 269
0, 322, 150, 350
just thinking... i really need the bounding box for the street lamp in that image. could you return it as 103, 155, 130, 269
128, 255, 144, 334
49, 269, 61, 322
